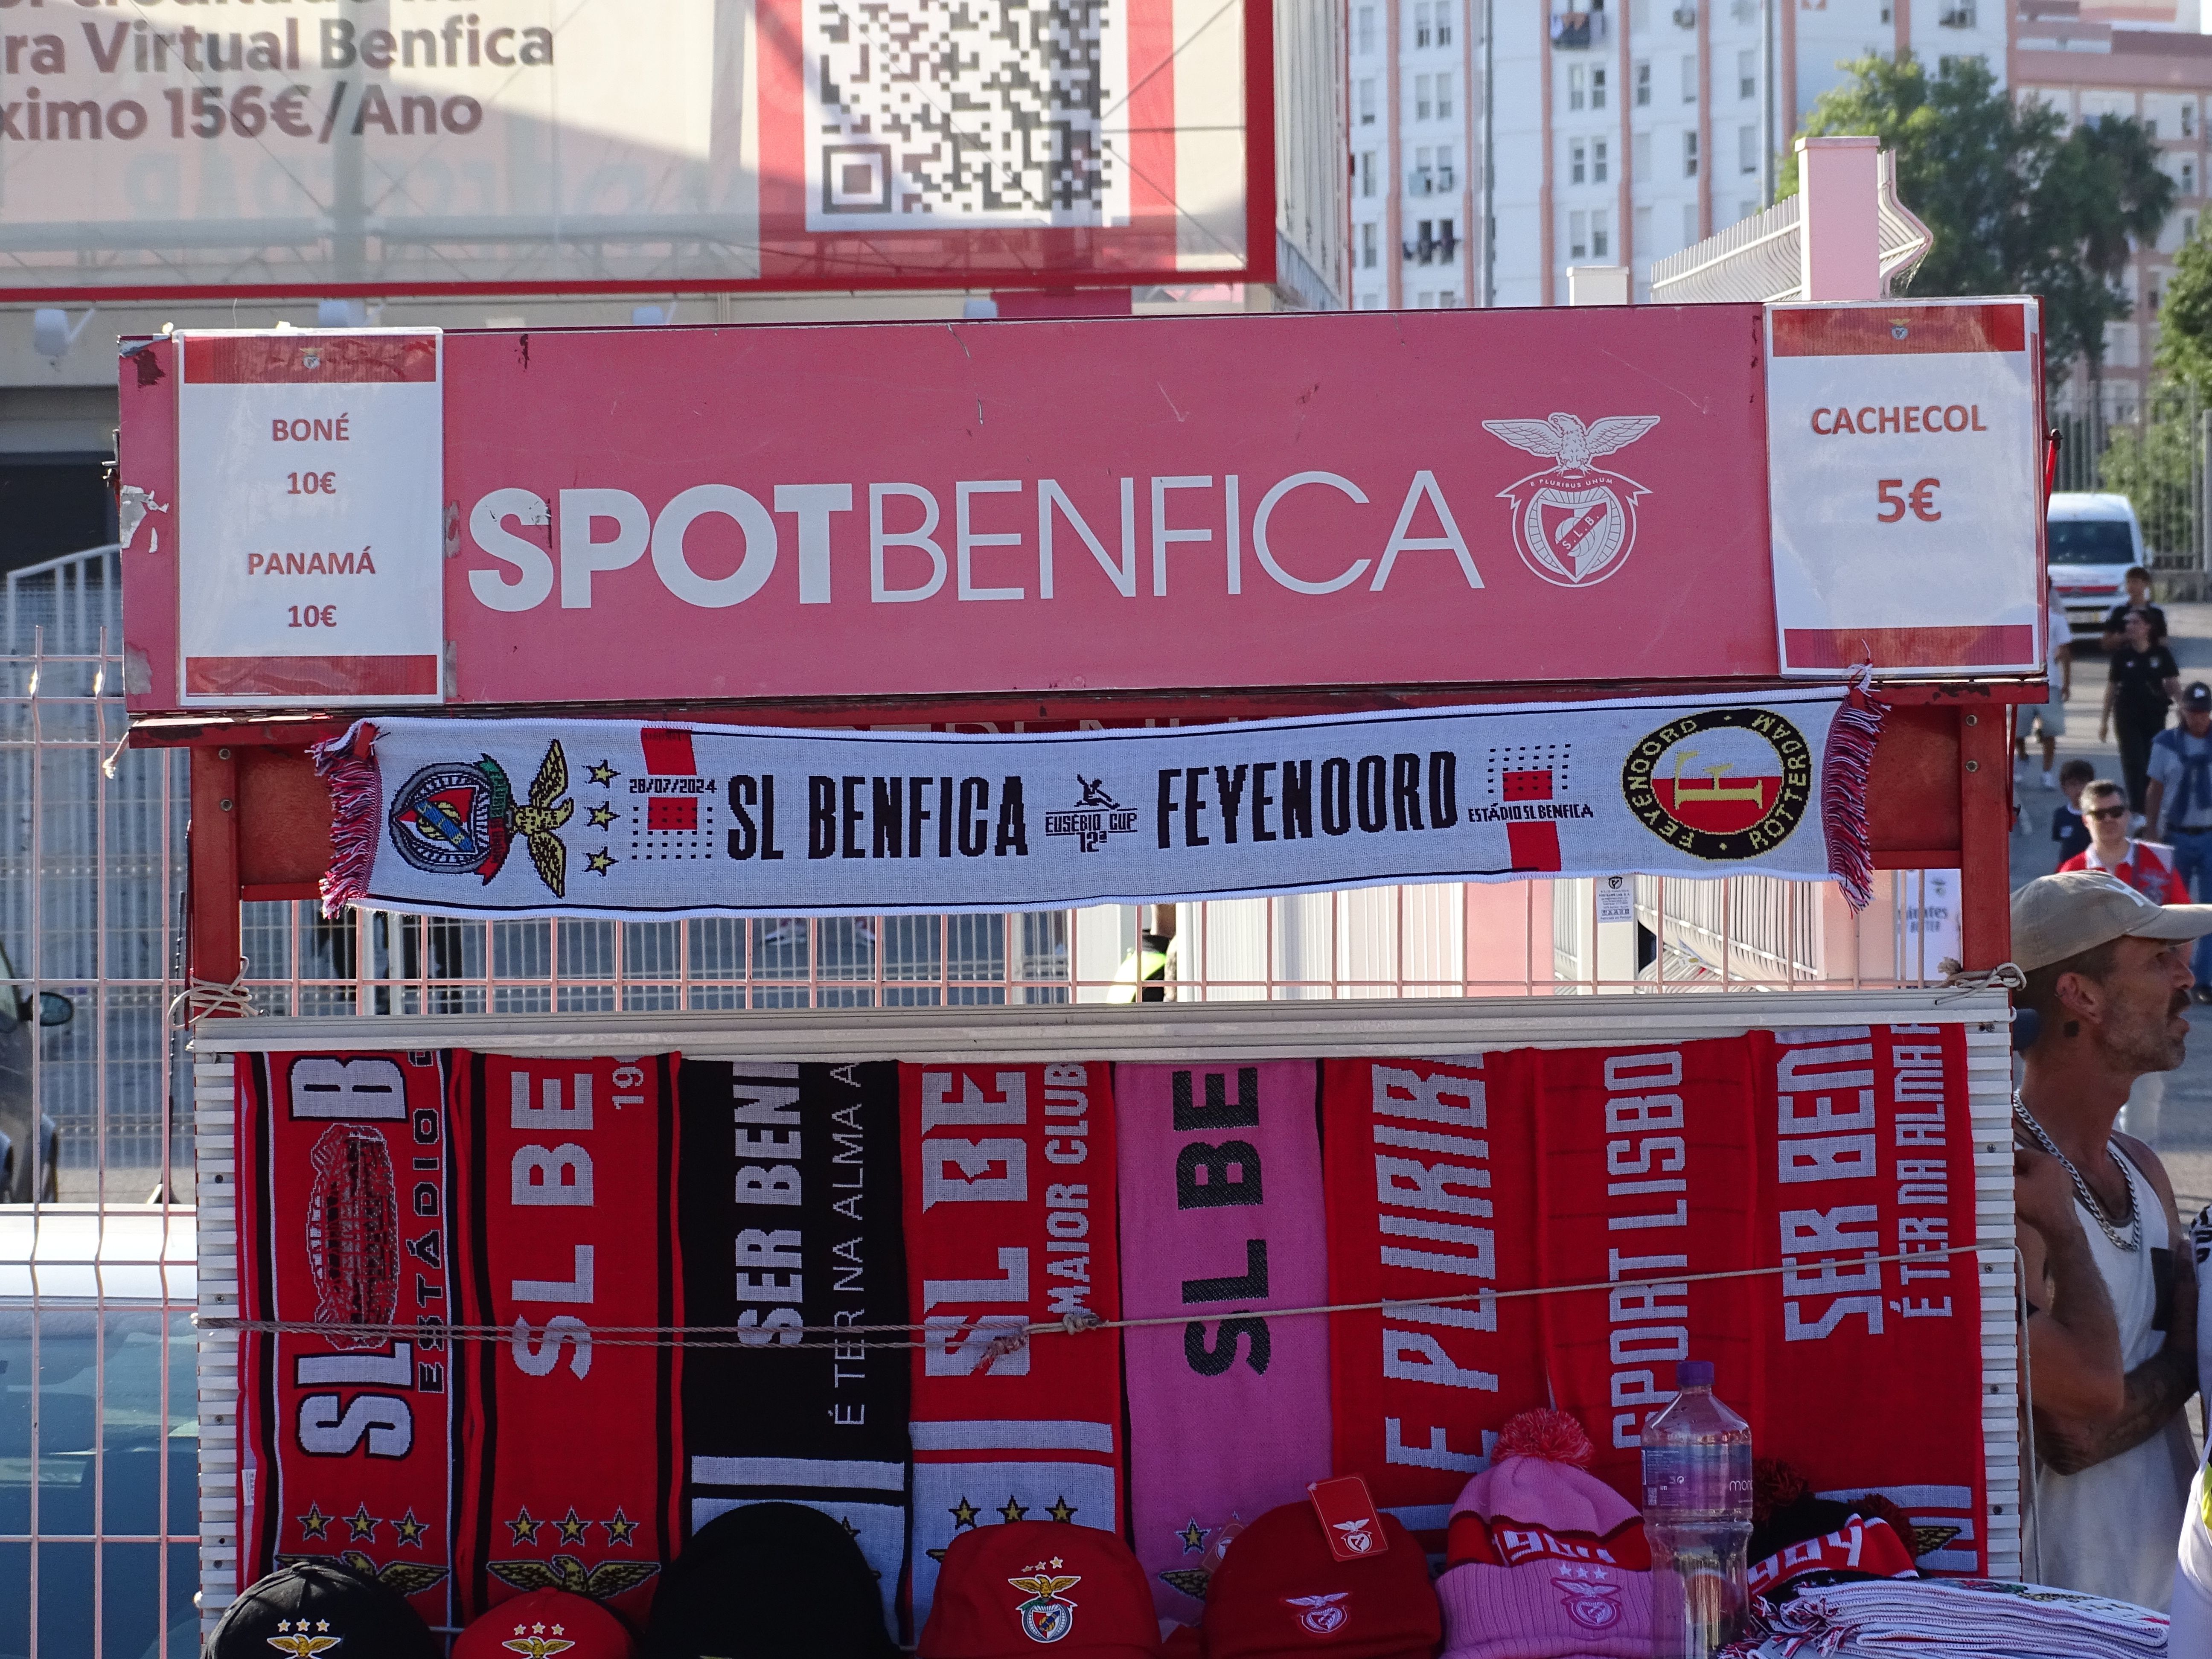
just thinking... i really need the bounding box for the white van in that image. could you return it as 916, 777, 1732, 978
2049, 492, 2150, 641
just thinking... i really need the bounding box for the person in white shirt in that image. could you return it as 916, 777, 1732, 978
2011, 873, 2209, 1610
2017, 576, 2074, 789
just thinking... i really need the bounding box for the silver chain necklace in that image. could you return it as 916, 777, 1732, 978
2014, 1093, 2142, 1252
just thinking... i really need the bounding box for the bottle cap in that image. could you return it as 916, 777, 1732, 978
1676, 1359, 1715, 1387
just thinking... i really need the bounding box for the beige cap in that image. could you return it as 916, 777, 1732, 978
2011, 870, 2212, 972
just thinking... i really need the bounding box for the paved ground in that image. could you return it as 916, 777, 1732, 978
2011, 602, 2212, 1217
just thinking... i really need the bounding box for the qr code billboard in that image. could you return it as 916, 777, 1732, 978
804, 0, 1131, 230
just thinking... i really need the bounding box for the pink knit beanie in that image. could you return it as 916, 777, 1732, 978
1435, 1409, 1653, 1659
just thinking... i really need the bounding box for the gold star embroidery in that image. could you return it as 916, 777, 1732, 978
345, 1502, 380, 1542
1179, 1518, 1206, 1553
506, 1506, 542, 1546
296, 1502, 331, 1542
587, 803, 616, 829
949, 1496, 981, 1529
588, 760, 618, 786
314, 1624, 329, 1635
393, 1507, 427, 1547
555, 1506, 590, 1545
601, 1507, 639, 1547
585, 847, 616, 876
1046, 1496, 1078, 1523
998, 1496, 1030, 1525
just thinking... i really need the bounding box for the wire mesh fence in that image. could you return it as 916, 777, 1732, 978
2052, 381, 2208, 600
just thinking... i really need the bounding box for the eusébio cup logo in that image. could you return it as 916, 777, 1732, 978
1621, 707, 1812, 860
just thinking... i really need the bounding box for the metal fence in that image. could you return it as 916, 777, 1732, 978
2052, 381, 2209, 600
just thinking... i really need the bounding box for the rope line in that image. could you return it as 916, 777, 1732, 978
197, 1239, 2012, 1353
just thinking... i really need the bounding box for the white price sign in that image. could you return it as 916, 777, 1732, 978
1765, 299, 2043, 679
176, 330, 443, 706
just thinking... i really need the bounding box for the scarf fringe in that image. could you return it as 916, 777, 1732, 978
1822, 683, 1885, 912
309, 720, 381, 920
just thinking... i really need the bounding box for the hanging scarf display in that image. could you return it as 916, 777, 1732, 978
310, 688, 1881, 922
1114, 1061, 1334, 1617
899, 1062, 1125, 1633
674, 1060, 912, 1635
236, 1051, 462, 1633
446, 1053, 684, 1626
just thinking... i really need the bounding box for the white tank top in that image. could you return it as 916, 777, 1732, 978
2026, 1145, 2195, 1610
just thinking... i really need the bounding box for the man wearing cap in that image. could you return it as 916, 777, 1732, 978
2011, 870, 2209, 1609
2147, 682, 2212, 1004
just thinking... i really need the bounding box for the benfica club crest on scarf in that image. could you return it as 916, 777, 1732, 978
386, 741, 574, 897
1007, 1566, 1082, 1643
1481, 412, 1659, 587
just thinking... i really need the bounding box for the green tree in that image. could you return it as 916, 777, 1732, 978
2156, 219, 2212, 401
1778, 52, 2174, 393
2098, 396, 2197, 562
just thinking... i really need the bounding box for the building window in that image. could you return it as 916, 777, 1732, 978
1359, 151, 1377, 197
1592, 67, 1607, 109
1437, 73, 1454, 119
2184, 99, 2196, 138
1357, 5, 1377, 53
1595, 140, 1611, 183
1684, 130, 1699, 177
1633, 131, 1651, 181
1683, 202, 1699, 247
1412, 218, 1434, 262
1361, 222, 1378, 268
1592, 209, 1610, 258
1635, 204, 1653, 252
1439, 289, 1458, 306
1682, 56, 1697, 103
1739, 124, 1758, 174
1436, 6, 1452, 46
1437, 145, 1456, 189
2187, 213, 2201, 242
1416, 74, 1433, 121
1414, 0, 1433, 48
1571, 140, 1587, 185
1570, 66, 1588, 111
1635, 61, 1651, 106
1439, 217, 1457, 257
2183, 157, 2198, 197
1360, 294, 1384, 310
1738, 49, 1756, 99
1359, 79, 1377, 125
1571, 210, 1589, 259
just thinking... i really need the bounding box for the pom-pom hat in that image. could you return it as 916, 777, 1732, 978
207, 1558, 441, 1659
1437, 1409, 1653, 1659
455, 1588, 638, 1659
1200, 1500, 1441, 1659
919, 1520, 1164, 1659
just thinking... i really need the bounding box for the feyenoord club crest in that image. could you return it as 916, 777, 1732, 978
1621, 707, 1812, 861
1481, 412, 1660, 587
388, 741, 574, 896
1283, 1593, 1351, 1635
1008, 1565, 1082, 1644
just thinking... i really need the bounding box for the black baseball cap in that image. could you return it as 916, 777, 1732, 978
644, 1502, 898, 1659
208, 1557, 440, 1659
2186, 682, 2211, 712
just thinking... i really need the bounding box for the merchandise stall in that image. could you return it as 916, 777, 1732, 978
111, 295, 2049, 1648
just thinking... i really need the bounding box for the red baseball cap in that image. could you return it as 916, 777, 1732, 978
919, 1520, 1165, 1659
1202, 1502, 1441, 1659
454, 1588, 639, 1659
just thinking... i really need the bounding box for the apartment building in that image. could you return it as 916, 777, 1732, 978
2013, 0, 2211, 420
1348, 0, 2007, 309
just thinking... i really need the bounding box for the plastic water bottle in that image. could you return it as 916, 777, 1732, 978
1642, 1359, 1754, 1658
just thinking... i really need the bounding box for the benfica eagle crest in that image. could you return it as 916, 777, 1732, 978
1007, 1566, 1082, 1643
387, 741, 573, 896
1481, 412, 1660, 588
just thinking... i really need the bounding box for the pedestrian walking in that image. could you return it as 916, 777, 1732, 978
2147, 683, 2212, 1003
2102, 610, 2181, 814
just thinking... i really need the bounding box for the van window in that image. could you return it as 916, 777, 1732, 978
2049, 521, 2137, 565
